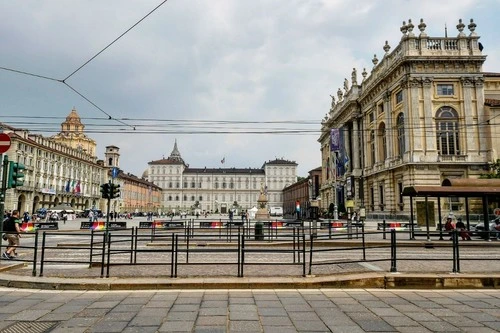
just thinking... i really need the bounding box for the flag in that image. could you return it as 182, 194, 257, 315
331, 155, 336, 180
344, 154, 349, 169
71, 180, 76, 192
221, 157, 225, 164
75, 181, 81, 194
65, 180, 70, 192
330, 128, 340, 151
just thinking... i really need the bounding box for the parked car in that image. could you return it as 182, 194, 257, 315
473, 217, 500, 238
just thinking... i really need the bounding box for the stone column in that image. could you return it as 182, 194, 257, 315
344, 125, 351, 173
474, 77, 487, 156
400, 80, 410, 160
372, 103, 378, 165
383, 90, 393, 159
422, 77, 436, 153
462, 76, 478, 155
409, 78, 423, 156
352, 118, 360, 171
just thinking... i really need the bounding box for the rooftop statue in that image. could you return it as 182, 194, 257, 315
329, 94, 336, 108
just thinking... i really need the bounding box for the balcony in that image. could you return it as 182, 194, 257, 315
438, 155, 467, 162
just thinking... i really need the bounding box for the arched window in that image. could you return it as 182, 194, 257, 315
436, 106, 459, 155
396, 113, 405, 158
378, 122, 387, 161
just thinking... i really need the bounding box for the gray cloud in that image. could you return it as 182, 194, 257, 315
0, 0, 497, 176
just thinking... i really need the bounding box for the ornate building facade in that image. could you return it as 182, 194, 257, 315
318, 18, 499, 220
146, 141, 298, 213
1, 122, 104, 214
51, 108, 97, 156
1, 109, 161, 215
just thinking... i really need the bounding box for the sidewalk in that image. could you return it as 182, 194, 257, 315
1, 236, 500, 290
2, 222, 500, 291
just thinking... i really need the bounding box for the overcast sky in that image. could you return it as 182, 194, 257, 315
1, 0, 499, 177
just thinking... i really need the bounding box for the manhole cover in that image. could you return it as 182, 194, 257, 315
1, 321, 59, 333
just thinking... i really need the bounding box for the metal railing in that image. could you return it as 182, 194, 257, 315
2, 226, 500, 278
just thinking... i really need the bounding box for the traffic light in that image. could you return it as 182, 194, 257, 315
100, 183, 111, 199
7, 162, 25, 189
111, 183, 120, 199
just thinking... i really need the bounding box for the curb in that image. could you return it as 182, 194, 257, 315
0, 273, 498, 291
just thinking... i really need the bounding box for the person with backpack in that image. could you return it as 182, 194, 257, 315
2, 210, 22, 259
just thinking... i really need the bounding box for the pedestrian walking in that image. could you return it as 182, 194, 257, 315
62, 210, 67, 224
2, 210, 22, 259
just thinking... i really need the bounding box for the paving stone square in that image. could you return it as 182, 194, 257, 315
0, 287, 498, 332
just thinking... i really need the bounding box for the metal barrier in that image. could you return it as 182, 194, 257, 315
1, 230, 39, 276
3, 226, 500, 278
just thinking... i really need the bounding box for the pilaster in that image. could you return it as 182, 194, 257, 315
461, 76, 478, 156
422, 77, 436, 155
383, 91, 394, 159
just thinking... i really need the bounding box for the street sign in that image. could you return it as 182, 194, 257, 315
0, 133, 11, 154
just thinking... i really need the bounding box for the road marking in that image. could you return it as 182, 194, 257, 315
359, 262, 384, 271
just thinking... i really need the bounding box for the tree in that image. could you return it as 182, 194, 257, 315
480, 159, 500, 179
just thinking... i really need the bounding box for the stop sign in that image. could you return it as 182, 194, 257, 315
0, 133, 11, 154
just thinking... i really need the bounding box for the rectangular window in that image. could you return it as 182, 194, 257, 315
437, 84, 454, 96
377, 103, 384, 115
368, 112, 374, 123
395, 90, 403, 104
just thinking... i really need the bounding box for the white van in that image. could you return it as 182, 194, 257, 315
270, 207, 283, 217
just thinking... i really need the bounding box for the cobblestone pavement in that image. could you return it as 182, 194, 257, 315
0, 288, 498, 333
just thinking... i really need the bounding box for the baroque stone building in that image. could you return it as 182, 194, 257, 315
51, 108, 97, 156
1, 109, 161, 215
146, 141, 298, 214
1, 122, 104, 214
318, 18, 499, 220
